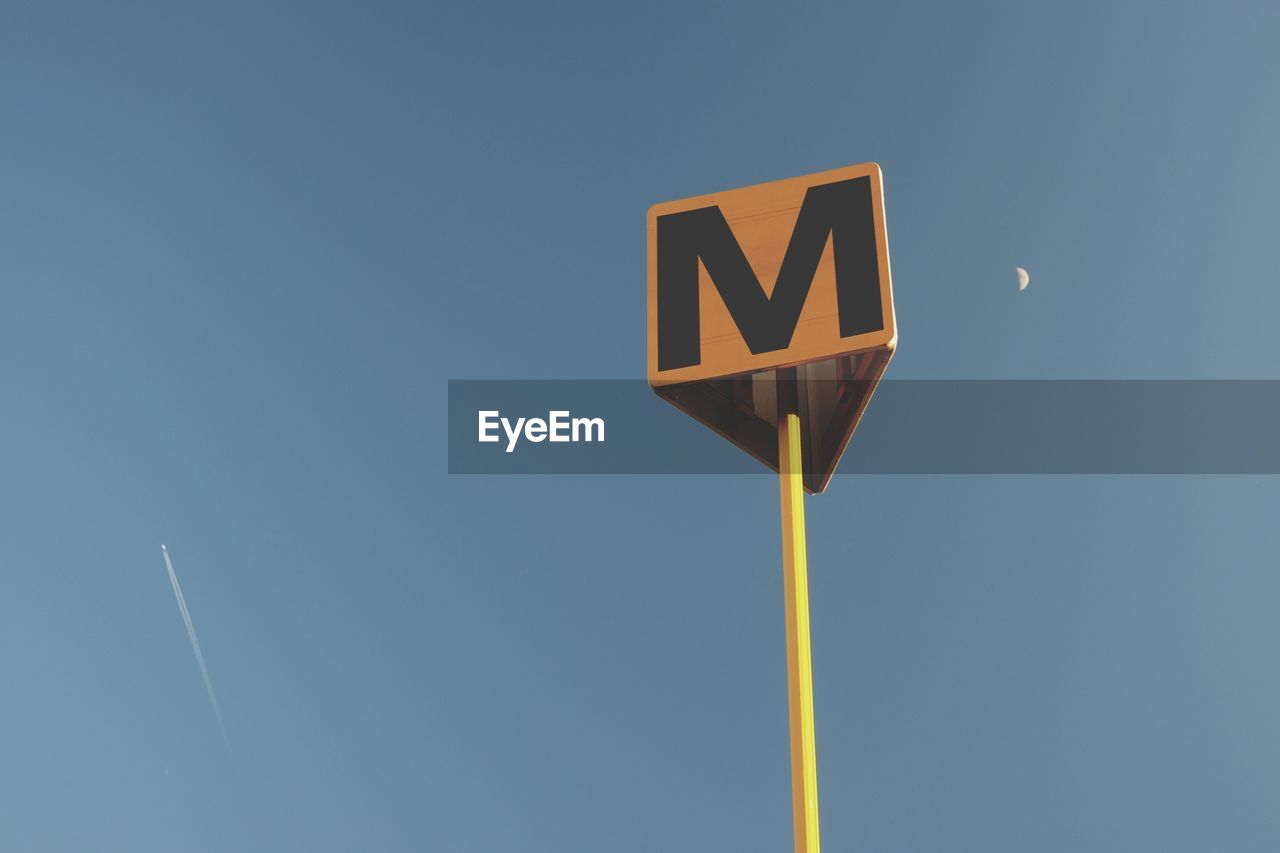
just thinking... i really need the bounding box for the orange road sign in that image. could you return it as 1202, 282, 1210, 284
647, 163, 896, 493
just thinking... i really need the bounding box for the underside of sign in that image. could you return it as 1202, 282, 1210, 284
647, 163, 896, 493
653, 350, 892, 493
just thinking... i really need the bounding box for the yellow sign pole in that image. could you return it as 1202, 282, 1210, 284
779, 406, 820, 853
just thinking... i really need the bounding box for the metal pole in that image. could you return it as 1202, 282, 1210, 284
778, 401, 820, 853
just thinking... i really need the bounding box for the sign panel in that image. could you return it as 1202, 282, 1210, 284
648, 162, 895, 385
646, 163, 897, 492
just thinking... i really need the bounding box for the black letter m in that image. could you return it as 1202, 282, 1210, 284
656, 176, 883, 372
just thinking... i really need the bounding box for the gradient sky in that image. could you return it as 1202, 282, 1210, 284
3, 2, 1279, 851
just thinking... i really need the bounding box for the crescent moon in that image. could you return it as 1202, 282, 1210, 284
1016, 267, 1030, 290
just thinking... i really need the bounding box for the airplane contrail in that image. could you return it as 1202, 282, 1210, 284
161, 544, 231, 751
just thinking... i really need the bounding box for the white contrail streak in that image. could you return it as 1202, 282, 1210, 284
161, 544, 231, 750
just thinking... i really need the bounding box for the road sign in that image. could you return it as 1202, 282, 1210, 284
647, 163, 897, 853
647, 162, 896, 493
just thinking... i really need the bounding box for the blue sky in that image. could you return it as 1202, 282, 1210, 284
2, 2, 1279, 851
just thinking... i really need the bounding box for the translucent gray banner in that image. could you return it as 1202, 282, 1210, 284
448, 380, 1280, 475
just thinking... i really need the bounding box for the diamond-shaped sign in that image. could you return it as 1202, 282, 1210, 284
647, 163, 896, 493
